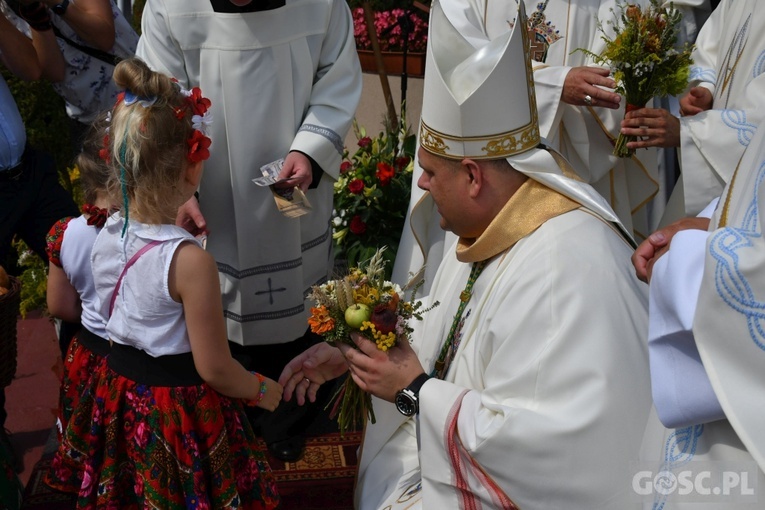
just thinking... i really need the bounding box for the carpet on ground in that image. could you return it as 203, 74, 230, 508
20, 431, 361, 510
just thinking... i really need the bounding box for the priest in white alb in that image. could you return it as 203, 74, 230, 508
280, 2, 656, 508
634, 121, 765, 509
621, 0, 765, 221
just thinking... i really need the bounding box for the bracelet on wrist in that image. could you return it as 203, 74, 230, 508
245, 371, 268, 407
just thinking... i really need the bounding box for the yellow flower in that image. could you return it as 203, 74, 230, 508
360, 321, 397, 351
353, 285, 380, 306
68, 165, 81, 182
308, 306, 335, 335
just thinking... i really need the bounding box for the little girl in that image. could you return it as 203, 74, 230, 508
54, 57, 281, 509
44, 115, 114, 492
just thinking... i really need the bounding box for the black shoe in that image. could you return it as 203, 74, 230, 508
267, 436, 306, 462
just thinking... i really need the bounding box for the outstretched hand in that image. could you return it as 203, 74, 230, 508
279, 343, 348, 405
256, 377, 284, 412
562, 66, 621, 109
632, 217, 711, 283
337, 332, 425, 403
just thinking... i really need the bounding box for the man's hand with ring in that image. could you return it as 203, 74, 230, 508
562, 66, 621, 109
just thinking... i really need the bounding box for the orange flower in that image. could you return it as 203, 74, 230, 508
308, 306, 335, 334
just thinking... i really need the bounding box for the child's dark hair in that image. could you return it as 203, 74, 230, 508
76, 113, 112, 205
106, 57, 211, 224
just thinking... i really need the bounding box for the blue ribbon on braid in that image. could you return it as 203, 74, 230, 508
117, 118, 131, 238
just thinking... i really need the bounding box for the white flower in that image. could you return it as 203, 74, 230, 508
192, 111, 213, 135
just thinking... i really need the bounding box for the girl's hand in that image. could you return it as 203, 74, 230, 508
256, 377, 283, 412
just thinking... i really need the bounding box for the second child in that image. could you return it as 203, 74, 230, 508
44, 115, 114, 492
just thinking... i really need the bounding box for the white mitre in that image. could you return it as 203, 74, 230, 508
420, 0, 633, 244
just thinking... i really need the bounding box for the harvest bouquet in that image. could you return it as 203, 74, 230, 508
579, 0, 693, 157
308, 248, 437, 435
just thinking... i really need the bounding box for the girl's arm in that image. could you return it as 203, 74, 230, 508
170, 242, 282, 410
47, 262, 82, 322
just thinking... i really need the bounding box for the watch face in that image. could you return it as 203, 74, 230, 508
395, 391, 417, 416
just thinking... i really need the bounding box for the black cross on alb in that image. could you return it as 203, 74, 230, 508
255, 278, 286, 305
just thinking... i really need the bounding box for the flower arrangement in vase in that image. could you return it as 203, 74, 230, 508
332, 113, 416, 279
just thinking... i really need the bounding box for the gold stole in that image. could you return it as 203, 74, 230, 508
456, 178, 580, 263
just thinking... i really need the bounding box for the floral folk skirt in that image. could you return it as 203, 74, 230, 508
48, 342, 280, 509
57, 328, 110, 442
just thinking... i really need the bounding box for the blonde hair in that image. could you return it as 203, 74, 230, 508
76, 113, 111, 205
106, 57, 198, 224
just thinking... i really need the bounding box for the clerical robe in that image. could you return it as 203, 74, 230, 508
391, 0, 659, 293
137, 0, 361, 345
640, 123, 765, 508
670, 0, 765, 218
359, 204, 653, 508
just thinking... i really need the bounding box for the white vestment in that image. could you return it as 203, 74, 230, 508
640, 125, 765, 508
137, 0, 361, 345
391, 0, 660, 293
359, 205, 653, 509
667, 0, 765, 219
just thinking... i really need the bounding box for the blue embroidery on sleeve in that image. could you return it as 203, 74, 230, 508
754, 50, 765, 78
721, 110, 757, 147
708, 160, 765, 351
652, 425, 705, 510
690, 66, 717, 83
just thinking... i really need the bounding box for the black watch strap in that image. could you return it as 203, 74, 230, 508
406, 372, 431, 399
52, 0, 70, 16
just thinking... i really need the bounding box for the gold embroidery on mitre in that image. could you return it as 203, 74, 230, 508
482, 123, 539, 157
419, 123, 450, 155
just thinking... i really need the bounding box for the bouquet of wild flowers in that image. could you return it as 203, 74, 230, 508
332, 115, 416, 278
308, 248, 437, 435
578, 0, 693, 157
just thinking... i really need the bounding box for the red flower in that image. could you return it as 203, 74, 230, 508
187, 87, 211, 115
349, 215, 367, 235
187, 129, 211, 162
395, 156, 411, 170
376, 162, 395, 186
348, 178, 364, 194
358, 136, 372, 148
340, 161, 352, 174
370, 303, 397, 334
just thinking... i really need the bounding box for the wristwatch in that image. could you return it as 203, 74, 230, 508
394, 373, 431, 417
52, 0, 70, 16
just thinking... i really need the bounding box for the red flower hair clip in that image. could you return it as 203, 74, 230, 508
187, 129, 211, 163
187, 87, 211, 116
99, 134, 110, 163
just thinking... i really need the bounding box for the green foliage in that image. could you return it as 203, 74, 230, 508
11, 240, 48, 318
332, 112, 416, 278
131, 0, 146, 35
577, 0, 694, 156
